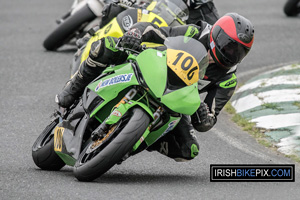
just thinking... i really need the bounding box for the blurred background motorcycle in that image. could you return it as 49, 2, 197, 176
43, 0, 151, 51
43, 0, 111, 51
283, 0, 300, 16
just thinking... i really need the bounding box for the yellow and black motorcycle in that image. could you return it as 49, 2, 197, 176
71, 0, 189, 75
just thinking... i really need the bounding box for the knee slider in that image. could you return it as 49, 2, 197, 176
190, 143, 199, 159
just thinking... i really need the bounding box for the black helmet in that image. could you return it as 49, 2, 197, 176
209, 13, 254, 68
184, 0, 213, 9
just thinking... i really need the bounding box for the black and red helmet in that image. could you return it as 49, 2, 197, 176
209, 13, 254, 68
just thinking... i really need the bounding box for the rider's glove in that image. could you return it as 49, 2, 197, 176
119, 0, 136, 7
120, 28, 142, 51
191, 102, 216, 132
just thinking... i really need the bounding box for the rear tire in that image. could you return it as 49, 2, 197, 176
284, 0, 300, 16
32, 119, 66, 170
43, 5, 96, 51
74, 107, 150, 182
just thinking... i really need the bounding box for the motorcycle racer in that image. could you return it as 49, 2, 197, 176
77, 0, 219, 52
56, 13, 254, 161
103, 0, 219, 26
184, 0, 219, 25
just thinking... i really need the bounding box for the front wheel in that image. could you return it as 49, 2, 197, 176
32, 119, 66, 170
43, 5, 96, 51
73, 107, 150, 182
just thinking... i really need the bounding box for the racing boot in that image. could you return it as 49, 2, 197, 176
55, 61, 104, 108
56, 37, 127, 108
147, 115, 199, 161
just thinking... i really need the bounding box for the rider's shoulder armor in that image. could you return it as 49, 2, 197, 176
116, 9, 139, 32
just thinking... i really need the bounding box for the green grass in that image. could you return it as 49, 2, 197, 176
261, 103, 284, 111
224, 103, 272, 145
224, 102, 299, 162
286, 154, 300, 163
293, 101, 300, 109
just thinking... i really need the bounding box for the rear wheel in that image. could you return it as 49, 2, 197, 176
74, 107, 150, 182
284, 0, 300, 16
43, 5, 96, 51
32, 119, 66, 170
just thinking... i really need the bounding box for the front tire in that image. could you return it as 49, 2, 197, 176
74, 107, 150, 182
43, 5, 96, 51
32, 119, 66, 170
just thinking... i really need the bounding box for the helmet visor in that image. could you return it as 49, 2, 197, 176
214, 29, 250, 68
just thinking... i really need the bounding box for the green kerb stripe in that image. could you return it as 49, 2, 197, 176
231, 84, 300, 101
237, 101, 300, 120
265, 125, 299, 142
244, 66, 300, 84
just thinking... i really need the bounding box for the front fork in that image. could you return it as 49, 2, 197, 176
91, 87, 169, 157
91, 88, 153, 140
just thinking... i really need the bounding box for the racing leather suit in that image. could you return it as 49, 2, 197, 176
185, 0, 220, 25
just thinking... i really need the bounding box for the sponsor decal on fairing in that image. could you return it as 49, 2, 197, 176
111, 110, 122, 117
95, 73, 133, 91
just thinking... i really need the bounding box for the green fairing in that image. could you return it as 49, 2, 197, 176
161, 83, 201, 115
88, 63, 139, 117
133, 128, 150, 151
136, 49, 167, 98
56, 151, 76, 166
144, 116, 181, 146
102, 63, 128, 74
106, 100, 154, 125
137, 49, 200, 115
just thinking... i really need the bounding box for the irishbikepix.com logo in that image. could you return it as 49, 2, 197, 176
210, 164, 295, 182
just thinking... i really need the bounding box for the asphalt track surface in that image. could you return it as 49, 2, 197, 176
1, 0, 300, 199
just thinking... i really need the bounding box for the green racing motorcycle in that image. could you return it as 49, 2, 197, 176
32, 36, 209, 182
